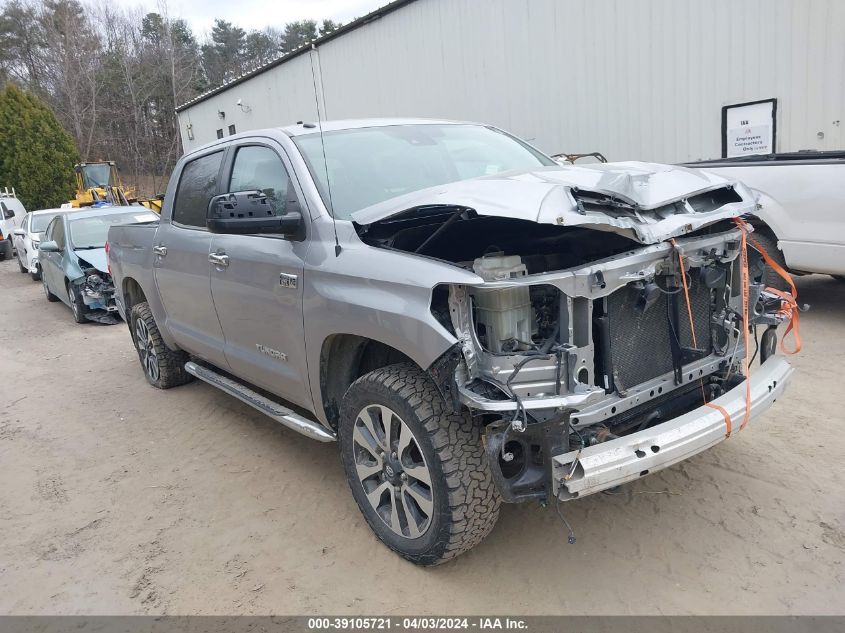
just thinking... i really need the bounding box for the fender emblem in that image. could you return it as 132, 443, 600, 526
256, 344, 287, 361
279, 273, 298, 288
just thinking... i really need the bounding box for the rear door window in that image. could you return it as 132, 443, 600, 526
172, 151, 224, 228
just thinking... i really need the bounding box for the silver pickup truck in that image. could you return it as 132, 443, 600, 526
108, 119, 795, 565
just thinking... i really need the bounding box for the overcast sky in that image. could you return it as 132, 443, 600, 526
111, 0, 389, 36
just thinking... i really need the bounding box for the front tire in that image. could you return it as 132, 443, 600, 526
750, 228, 790, 292
129, 302, 192, 389
16, 250, 27, 273
339, 363, 501, 566
67, 282, 88, 324
31, 264, 41, 281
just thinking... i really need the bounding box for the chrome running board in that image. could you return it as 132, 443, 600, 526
184, 361, 336, 442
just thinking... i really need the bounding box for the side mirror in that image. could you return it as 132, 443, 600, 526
3, 208, 14, 219
206, 191, 303, 237
13, 228, 25, 237
39, 240, 60, 253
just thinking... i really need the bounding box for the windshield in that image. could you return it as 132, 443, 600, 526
81, 163, 114, 189
293, 124, 555, 219
69, 211, 157, 249
31, 212, 62, 233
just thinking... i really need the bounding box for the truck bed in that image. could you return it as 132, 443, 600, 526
107, 221, 159, 320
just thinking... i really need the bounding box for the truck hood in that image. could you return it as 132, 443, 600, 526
352, 162, 756, 244
75, 248, 109, 274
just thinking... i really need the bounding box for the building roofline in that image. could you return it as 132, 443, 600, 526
175, 0, 418, 113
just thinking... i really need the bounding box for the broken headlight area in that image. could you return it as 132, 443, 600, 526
78, 267, 119, 322
435, 226, 792, 503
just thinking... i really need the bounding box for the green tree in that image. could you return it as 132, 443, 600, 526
280, 19, 318, 53
319, 19, 341, 36
0, 84, 78, 209
245, 30, 280, 67
0, 0, 47, 89
201, 19, 247, 86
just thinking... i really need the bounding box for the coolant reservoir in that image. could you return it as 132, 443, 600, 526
470, 254, 533, 353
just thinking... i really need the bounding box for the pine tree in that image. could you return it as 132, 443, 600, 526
0, 84, 78, 210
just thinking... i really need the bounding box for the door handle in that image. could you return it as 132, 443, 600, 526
153, 245, 167, 257
208, 252, 229, 267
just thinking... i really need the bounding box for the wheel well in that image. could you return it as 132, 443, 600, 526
319, 334, 414, 429
746, 216, 778, 240
122, 278, 147, 314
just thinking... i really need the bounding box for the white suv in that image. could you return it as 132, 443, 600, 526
0, 189, 27, 261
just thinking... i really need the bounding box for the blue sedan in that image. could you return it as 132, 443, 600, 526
39, 207, 158, 324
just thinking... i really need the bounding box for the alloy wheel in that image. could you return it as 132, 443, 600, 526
134, 317, 159, 382
352, 404, 434, 539
68, 285, 81, 320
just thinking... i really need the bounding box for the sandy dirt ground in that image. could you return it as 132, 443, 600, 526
0, 256, 842, 615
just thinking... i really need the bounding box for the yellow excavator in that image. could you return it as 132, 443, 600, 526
70, 161, 163, 212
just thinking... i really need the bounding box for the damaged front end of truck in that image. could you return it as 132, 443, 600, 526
354, 163, 798, 505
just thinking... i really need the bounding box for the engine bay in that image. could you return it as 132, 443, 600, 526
426, 224, 786, 502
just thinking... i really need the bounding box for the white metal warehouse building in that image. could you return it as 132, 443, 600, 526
176, 0, 845, 162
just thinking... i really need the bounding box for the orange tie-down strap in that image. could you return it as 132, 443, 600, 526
734, 217, 802, 356
671, 237, 734, 435
705, 402, 733, 438
672, 220, 801, 438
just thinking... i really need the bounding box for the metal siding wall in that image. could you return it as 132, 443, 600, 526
179, 54, 319, 149
178, 0, 844, 160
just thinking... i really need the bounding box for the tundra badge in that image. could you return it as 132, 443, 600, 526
256, 344, 287, 361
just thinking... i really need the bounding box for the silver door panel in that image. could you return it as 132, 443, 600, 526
152, 223, 228, 367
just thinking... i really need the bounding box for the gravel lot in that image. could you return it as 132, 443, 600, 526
0, 256, 842, 615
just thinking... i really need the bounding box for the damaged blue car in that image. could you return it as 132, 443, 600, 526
39, 207, 159, 324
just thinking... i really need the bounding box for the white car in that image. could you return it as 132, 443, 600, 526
686, 151, 845, 283
0, 189, 27, 261
12, 208, 72, 280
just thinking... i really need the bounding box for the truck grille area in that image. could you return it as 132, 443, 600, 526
606, 277, 713, 389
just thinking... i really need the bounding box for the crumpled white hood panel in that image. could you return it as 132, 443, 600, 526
353, 162, 756, 244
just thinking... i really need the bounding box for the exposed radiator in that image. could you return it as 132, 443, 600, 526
606, 276, 712, 389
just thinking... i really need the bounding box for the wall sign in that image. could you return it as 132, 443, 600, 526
722, 98, 777, 158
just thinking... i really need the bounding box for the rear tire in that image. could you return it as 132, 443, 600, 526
339, 363, 501, 566
129, 302, 192, 389
749, 228, 790, 292
0, 238, 11, 261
